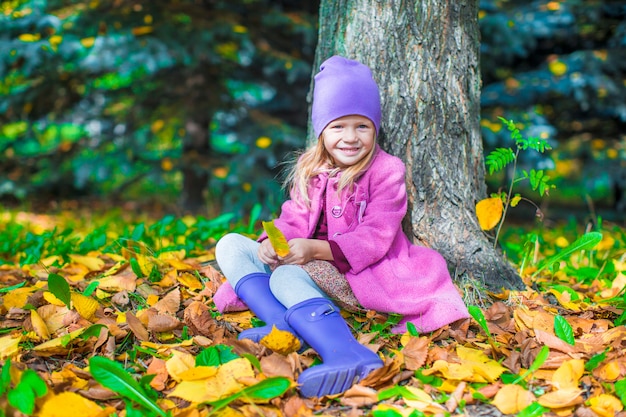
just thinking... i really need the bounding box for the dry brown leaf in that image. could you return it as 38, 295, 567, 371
183, 300, 215, 337
125, 311, 150, 341
147, 312, 181, 332
403, 336, 429, 371
97, 268, 137, 292
152, 287, 181, 314
260, 351, 298, 378
340, 384, 379, 407
538, 387, 584, 408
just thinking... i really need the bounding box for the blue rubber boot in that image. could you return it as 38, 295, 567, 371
285, 298, 383, 398
234, 272, 302, 345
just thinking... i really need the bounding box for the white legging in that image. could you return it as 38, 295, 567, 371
214, 233, 328, 308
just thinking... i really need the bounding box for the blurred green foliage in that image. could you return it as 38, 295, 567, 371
0, 0, 624, 218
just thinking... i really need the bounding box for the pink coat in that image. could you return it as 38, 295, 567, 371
270, 146, 469, 333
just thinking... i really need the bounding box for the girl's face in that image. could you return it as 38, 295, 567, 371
322, 115, 375, 168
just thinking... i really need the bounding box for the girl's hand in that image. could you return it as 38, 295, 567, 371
257, 239, 279, 266
280, 238, 333, 265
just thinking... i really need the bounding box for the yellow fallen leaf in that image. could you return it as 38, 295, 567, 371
71, 293, 99, 320
0, 334, 22, 360
492, 384, 535, 415
422, 360, 475, 381
159, 249, 186, 261
30, 309, 51, 341
596, 361, 621, 381
538, 387, 583, 408
32, 327, 88, 356
166, 350, 197, 382
552, 359, 584, 390
403, 386, 447, 414
136, 254, 156, 277
475, 197, 503, 231
38, 391, 111, 417
260, 325, 301, 355
4, 286, 37, 310
167, 379, 213, 404
588, 394, 624, 417
456, 346, 507, 382
177, 366, 219, 381
43, 291, 67, 307
177, 272, 203, 290
164, 258, 194, 271
168, 358, 255, 403
262, 220, 290, 257
69, 254, 105, 271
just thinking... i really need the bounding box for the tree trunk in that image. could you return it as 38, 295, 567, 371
313, 0, 524, 291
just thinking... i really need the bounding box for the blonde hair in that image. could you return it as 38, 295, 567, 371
283, 133, 377, 207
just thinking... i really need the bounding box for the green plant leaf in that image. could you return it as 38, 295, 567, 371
207, 377, 292, 414
532, 232, 603, 278
130, 258, 144, 278
89, 356, 167, 417
554, 315, 575, 345
83, 280, 99, 296
0, 281, 26, 293
0, 360, 10, 395
7, 369, 47, 415
247, 203, 262, 234
468, 305, 491, 338
196, 345, 239, 367
48, 273, 71, 308
585, 349, 607, 371
406, 321, 419, 336
517, 402, 549, 417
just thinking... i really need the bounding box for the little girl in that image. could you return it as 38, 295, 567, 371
214, 55, 469, 398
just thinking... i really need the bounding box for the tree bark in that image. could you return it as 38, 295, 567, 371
313, 0, 524, 291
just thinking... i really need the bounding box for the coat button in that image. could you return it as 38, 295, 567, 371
331, 205, 342, 217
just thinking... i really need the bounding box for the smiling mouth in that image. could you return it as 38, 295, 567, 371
339, 147, 360, 153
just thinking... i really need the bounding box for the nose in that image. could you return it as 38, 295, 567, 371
343, 127, 358, 142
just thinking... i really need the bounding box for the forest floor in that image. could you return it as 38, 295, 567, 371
0, 202, 625, 416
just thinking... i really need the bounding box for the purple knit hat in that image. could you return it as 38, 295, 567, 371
311, 56, 381, 138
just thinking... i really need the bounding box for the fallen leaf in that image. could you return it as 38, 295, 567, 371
71, 293, 99, 321
0, 334, 22, 359
38, 391, 112, 417
69, 254, 105, 271
30, 309, 51, 341
552, 359, 584, 390
260, 325, 301, 355
403, 336, 429, 370
588, 394, 624, 417
125, 311, 150, 341
538, 387, 584, 408
491, 384, 535, 415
